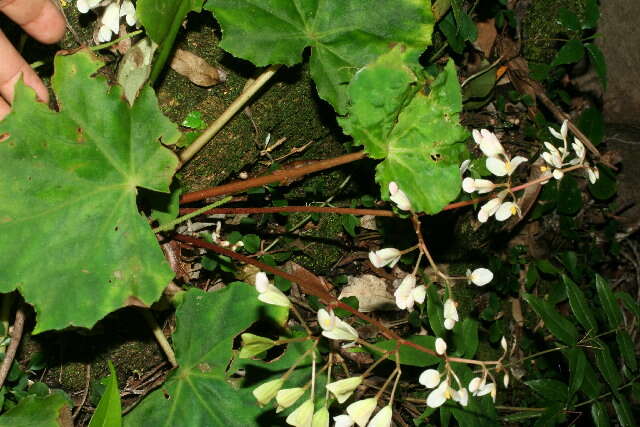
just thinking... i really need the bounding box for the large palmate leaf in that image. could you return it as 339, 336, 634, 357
0, 50, 179, 332
205, 0, 434, 113
339, 47, 468, 214
124, 283, 265, 426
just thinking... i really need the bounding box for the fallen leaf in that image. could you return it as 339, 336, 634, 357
338, 274, 395, 312
170, 49, 227, 87
474, 19, 497, 57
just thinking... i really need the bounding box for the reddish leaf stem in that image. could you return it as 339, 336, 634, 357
172, 234, 439, 359
179, 206, 395, 217
180, 151, 367, 204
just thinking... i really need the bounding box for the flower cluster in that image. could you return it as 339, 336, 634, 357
462, 129, 527, 223
77, 0, 137, 42
541, 120, 599, 183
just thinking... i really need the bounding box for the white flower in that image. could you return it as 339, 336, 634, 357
252, 378, 284, 406
443, 299, 459, 330
333, 414, 355, 427
548, 120, 568, 141
388, 182, 411, 211
570, 138, 586, 165
368, 248, 402, 269
426, 380, 452, 408
542, 142, 564, 169
346, 398, 378, 427
317, 309, 359, 342
462, 177, 496, 194
468, 377, 483, 393
453, 387, 469, 407
99, 2, 120, 41
120, 0, 137, 26
478, 197, 502, 223
367, 405, 392, 427
473, 129, 505, 158
467, 268, 493, 286
286, 399, 314, 427
501, 336, 508, 352
435, 337, 447, 355
255, 272, 291, 308
76, 0, 101, 13
394, 275, 426, 312
460, 159, 471, 175
486, 155, 528, 177
586, 165, 599, 184
312, 407, 330, 427
418, 369, 441, 388
503, 371, 510, 388
495, 201, 520, 222
276, 387, 306, 413
326, 376, 362, 403
471, 380, 495, 398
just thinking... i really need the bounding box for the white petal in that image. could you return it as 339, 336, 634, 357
346, 398, 377, 427
317, 309, 335, 331
552, 169, 564, 180
444, 318, 456, 330
470, 268, 493, 286
475, 129, 505, 157
333, 415, 355, 427
560, 120, 569, 139
97, 25, 113, 43
418, 369, 441, 388
459, 159, 471, 174
394, 275, 416, 311
389, 183, 411, 211
322, 317, 359, 342
572, 138, 586, 163
495, 201, 517, 221
101, 2, 121, 35
478, 198, 502, 223
367, 405, 392, 427
501, 336, 507, 352
474, 179, 496, 194
426, 381, 449, 408
587, 167, 599, 184
462, 177, 476, 193
503, 372, 510, 388
475, 382, 495, 397
443, 299, 459, 321
368, 248, 401, 268
255, 272, 270, 293
508, 156, 528, 175
411, 285, 426, 305
548, 126, 563, 140
453, 388, 469, 407
435, 337, 447, 355
77, 0, 90, 13
286, 399, 314, 427
468, 377, 484, 393
120, 0, 137, 26
486, 157, 508, 177
258, 284, 291, 308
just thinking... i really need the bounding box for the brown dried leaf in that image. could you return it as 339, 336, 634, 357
474, 19, 497, 57
338, 274, 395, 312
170, 49, 227, 87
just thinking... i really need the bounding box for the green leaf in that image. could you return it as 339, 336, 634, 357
137, 0, 205, 83
585, 43, 607, 89
460, 318, 479, 358
616, 291, 640, 318
563, 275, 598, 333
558, 8, 581, 31
0, 51, 178, 332
593, 338, 622, 389
340, 50, 468, 214
205, 0, 434, 114
591, 402, 611, 427
372, 335, 440, 367
522, 293, 578, 345
612, 394, 635, 427
583, 0, 600, 29
564, 348, 586, 398
89, 361, 122, 427
595, 275, 623, 329
439, 12, 465, 54
615, 330, 637, 372
181, 111, 208, 130
557, 175, 582, 215
552, 39, 585, 67
451, 0, 477, 42
0, 390, 71, 427
242, 234, 261, 253
426, 284, 446, 337
525, 379, 568, 403
341, 214, 359, 238
124, 284, 264, 426
578, 108, 604, 146
579, 356, 603, 399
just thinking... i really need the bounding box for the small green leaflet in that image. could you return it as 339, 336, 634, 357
339, 47, 468, 214
0, 50, 179, 332
88, 361, 122, 427
204, 0, 434, 114
124, 284, 264, 426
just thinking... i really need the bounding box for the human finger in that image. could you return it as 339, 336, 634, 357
0, 0, 66, 44
0, 97, 10, 120
0, 30, 50, 104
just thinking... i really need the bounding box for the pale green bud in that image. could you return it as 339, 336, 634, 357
276, 387, 306, 413
326, 376, 363, 403
252, 378, 284, 406
239, 333, 276, 359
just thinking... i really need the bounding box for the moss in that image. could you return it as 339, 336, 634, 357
289, 212, 345, 274
522, 0, 586, 64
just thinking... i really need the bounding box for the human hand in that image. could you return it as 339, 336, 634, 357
0, 0, 66, 120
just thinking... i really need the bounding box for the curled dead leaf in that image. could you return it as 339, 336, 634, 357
170, 49, 227, 87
